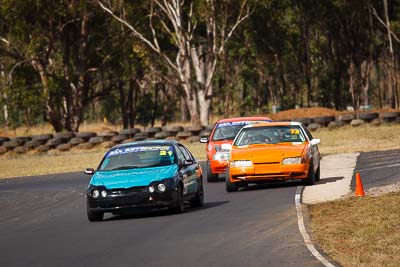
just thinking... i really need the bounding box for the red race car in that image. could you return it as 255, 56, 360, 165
200, 117, 272, 182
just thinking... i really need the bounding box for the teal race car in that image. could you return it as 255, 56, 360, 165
84, 140, 204, 221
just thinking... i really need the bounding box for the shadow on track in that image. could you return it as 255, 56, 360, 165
102, 200, 229, 221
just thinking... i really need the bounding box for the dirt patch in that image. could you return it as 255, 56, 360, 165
367, 183, 400, 196
266, 107, 342, 121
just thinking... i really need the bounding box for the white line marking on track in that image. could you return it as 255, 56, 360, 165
295, 186, 336, 267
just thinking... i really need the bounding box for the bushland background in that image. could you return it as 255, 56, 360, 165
1, 0, 400, 134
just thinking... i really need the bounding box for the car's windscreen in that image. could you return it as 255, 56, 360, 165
99, 145, 175, 171
234, 125, 306, 146
212, 120, 271, 141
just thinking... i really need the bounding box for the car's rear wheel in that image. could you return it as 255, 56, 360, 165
87, 208, 104, 222
206, 160, 219, 182
305, 162, 315, 186
190, 181, 204, 208
171, 184, 185, 213
225, 168, 238, 192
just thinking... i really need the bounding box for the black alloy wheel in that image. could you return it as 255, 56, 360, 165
190, 181, 204, 208
87, 208, 104, 222
225, 168, 238, 192
206, 160, 219, 182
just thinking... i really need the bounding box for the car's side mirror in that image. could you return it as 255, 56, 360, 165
180, 159, 193, 167
84, 168, 95, 175
199, 137, 209, 143
310, 139, 320, 146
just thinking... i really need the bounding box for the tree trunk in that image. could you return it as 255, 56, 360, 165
31, 59, 63, 132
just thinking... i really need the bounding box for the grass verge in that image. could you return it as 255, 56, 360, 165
310, 194, 400, 266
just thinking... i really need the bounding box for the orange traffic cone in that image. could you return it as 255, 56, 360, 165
355, 172, 365, 197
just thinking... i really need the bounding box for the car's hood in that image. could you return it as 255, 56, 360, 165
89, 165, 179, 189
231, 143, 307, 163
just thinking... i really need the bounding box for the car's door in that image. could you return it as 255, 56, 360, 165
176, 144, 201, 196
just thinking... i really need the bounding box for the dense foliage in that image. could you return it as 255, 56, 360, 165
1, 0, 399, 131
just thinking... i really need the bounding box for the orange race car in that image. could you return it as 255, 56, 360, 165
200, 117, 272, 182
225, 121, 320, 192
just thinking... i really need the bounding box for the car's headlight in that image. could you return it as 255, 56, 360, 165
92, 190, 100, 198
148, 186, 155, 193
157, 183, 166, 192
213, 152, 230, 161
231, 160, 253, 167
101, 190, 107, 198
282, 157, 302, 165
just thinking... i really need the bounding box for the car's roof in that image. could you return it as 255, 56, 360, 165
216, 116, 272, 123
111, 139, 178, 150
242, 121, 303, 128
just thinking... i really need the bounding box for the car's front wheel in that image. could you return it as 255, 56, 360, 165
87, 208, 104, 222
305, 162, 315, 186
315, 164, 321, 182
190, 181, 204, 208
206, 161, 219, 182
170, 184, 185, 213
225, 168, 238, 192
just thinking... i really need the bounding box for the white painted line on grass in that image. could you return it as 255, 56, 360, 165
295, 186, 336, 267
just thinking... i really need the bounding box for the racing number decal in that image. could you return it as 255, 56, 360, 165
290, 129, 300, 134
160, 150, 167, 156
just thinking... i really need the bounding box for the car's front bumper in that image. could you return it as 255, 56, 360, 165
87, 190, 177, 213
229, 163, 309, 182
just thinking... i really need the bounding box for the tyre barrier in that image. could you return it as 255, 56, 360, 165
307, 123, 321, 131
162, 126, 183, 136
312, 116, 335, 126
186, 126, 204, 136
70, 137, 86, 146
89, 136, 105, 144
25, 140, 42, 149
1, 111, 400, 157
111, 134, 129, 143
134, 132, 149, 141
36, 145, 50, 153
10, 136, 30, 146
144, 127, 162, 137
120, 128, 141, 137
154, 132, 170, 139
15, 146, 28, 154
337, 113, 356, 123
176, 131, 192, 140
46, 138, 64, 148
74, 132, 97, 140
357, 112, 379, 122
97, 131, 118, 141
0, 136, 10, 145
3, 140, 19, 150
56, 143, 72, 152
199, 130, 212, 137
54, 132, 75, 140
379, 112, 400, 122
31, 134, 53, 143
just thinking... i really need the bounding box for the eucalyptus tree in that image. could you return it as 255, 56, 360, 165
98, 0, 253, 126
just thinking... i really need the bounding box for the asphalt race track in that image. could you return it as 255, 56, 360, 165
0, 161, 324, 267
2, 148, 399, 267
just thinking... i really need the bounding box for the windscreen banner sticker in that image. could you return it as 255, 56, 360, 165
107, 146, 172, 157
217, 120, 271, 128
